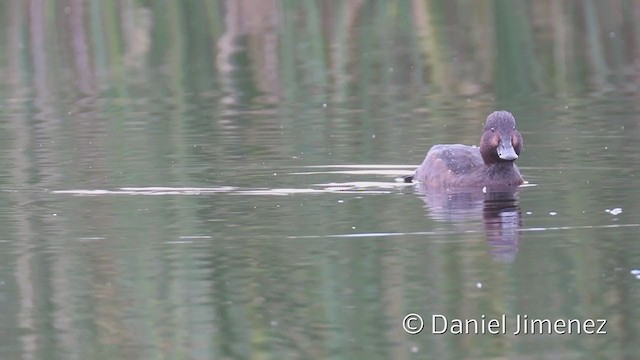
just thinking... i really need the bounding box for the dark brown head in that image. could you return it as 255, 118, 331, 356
479, 111, 523, 165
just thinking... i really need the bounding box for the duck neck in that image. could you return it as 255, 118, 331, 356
484, 160, 518, 177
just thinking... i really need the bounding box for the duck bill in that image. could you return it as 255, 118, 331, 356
498, 137, 518, 160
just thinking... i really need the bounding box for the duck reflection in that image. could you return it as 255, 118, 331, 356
416, 184, 521, 262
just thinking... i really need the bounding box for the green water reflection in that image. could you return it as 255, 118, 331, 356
1, 1, 640, 359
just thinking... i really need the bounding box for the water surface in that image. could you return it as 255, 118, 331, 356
1, 1, 640, 359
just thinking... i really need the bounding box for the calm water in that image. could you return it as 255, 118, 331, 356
1, 1, 640, 359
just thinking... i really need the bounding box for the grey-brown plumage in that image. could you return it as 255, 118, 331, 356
408, 111, 524, 188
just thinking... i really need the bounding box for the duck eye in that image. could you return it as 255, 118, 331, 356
513, 126, 516, 130
490, 127, 495, 133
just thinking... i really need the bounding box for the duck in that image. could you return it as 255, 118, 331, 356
405, 111, 524, 188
